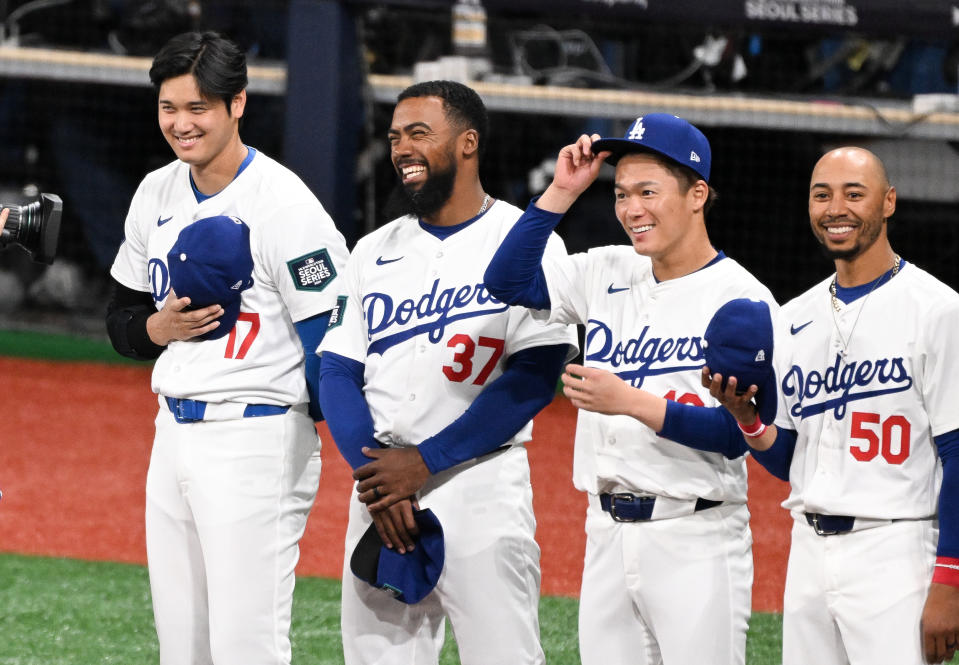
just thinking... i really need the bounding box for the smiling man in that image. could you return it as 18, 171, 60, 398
703, 146, 959, 665
484, 114, 777, 665
105, 31, 349, 665
318, 80, 576, 665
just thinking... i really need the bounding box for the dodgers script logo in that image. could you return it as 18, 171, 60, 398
782, 354, 913, 419
364, 279, 508, 355
585, 320, 705, 387
148, 258, 171, 302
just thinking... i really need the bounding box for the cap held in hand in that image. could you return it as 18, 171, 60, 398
703, 298, 777, 425
167, 215, 255, 341
350, 507, 445, 604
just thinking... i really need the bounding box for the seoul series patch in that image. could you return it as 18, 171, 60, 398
287, 249, 336, 292
328, 295, 347, 329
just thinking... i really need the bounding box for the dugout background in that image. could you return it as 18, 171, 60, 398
0, 0, 957, 336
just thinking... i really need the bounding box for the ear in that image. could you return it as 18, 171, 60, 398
688, 179, 709, 214
231, 89, 247, 120
460, 128, 479, 159
882, 185, 896, 221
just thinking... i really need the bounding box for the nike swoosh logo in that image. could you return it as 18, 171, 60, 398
791, 320, 813, 335
157, 216, 173, 227
376, 256, 403, 265
607, 284, 629, 294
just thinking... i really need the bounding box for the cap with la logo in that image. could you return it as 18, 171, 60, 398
592, 113, 711, 182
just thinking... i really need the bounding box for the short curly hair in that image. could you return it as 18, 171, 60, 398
397, 80, 489, 159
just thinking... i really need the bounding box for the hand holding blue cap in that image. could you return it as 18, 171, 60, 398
167, 215, 255, 341
703, 298, 777, 425
350, 507, 445, 604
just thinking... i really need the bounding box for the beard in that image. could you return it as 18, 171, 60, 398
814, 217, 884, 261
382, 156, 457, 221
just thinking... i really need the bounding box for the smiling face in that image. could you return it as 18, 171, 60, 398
808, 148, 896, 262
613, 153, 708, 263
157, 73, 245, 172
386, 96, 465, 218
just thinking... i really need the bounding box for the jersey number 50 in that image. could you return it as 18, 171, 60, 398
849, 411, 911, 465
443, 334, 505, 385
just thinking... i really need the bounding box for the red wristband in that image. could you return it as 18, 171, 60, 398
933, 557, 959, 588
737, 414, 766, 438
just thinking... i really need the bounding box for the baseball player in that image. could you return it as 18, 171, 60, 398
704, 147, 959, 665
105, 32, 348, 665
318, 80, 576, 665
484, 114, 776, 664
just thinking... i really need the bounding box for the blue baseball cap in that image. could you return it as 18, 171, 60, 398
167, 215, 255, 341
350, 508, 445, 605
592, 113, 711, 182
703, 298, 777, 425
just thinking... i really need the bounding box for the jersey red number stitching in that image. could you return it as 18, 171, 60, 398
663, 390, 705, 407
849, 411, 911, 465
443, 334, 505, 386
224, 312, 260, 360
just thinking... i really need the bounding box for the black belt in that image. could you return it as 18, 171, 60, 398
805, 512, 855, 536
600, 493, 723, 522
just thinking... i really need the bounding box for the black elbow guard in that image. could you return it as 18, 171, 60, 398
106, 304, 165, 361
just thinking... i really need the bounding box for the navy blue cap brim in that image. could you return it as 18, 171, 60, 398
350, 508, 445, 605
590, 137, 660, 164
754, 367, 778, 426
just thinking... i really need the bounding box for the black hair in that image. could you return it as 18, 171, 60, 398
149, 31, 247, 114
397, 80, 489, 159
623, 150, 719, 217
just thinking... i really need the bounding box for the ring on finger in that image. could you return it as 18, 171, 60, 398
372, 486, 382, 500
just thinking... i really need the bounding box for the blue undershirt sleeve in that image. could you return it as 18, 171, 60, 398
935, 429, 959, 558
318, 351, 378, 470
659, 401, 794, 480
659, 401, 748, 459
749, 427, 797, 481
416, 343, 569, 474
483, 198, 562, 310
294, 311, 332, 422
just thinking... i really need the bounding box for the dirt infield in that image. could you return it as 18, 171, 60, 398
0, 356, 789, 611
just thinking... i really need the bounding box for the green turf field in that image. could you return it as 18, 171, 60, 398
0, 329, 137, 364
0, 553, 786, 665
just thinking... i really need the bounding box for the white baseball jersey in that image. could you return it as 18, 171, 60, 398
775, 262, 959, 519
774, 262, 959, 665
539, 248, 777, 502
320, 199, 577, 448
321, 199, 575, 665
111, 150, 349, 406
112, 148, 348, 665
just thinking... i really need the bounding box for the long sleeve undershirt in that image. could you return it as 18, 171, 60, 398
319, 343, 568, 473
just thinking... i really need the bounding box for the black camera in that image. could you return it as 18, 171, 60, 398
0, 193, 63, 264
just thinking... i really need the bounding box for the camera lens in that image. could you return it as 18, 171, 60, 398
0, 194, 63, 264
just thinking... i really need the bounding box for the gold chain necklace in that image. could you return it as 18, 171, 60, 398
829, 254, 901, 357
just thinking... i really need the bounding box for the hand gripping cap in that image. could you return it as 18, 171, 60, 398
703, 298, 777, 425
592, 113, 711, 182
350, 508, 445, 604
167, 215, 255, 341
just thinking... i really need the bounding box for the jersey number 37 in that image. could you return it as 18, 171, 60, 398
443, 334, 505, 386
